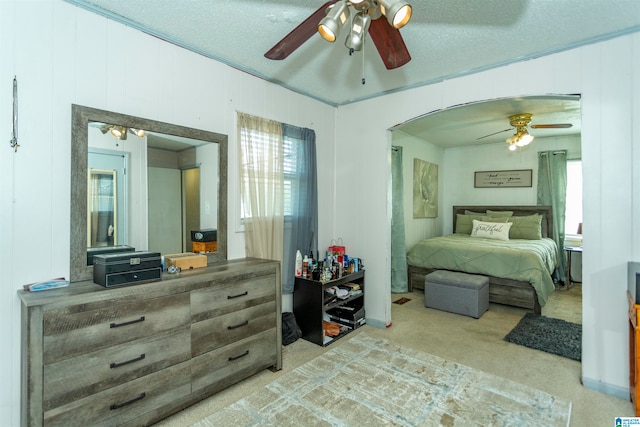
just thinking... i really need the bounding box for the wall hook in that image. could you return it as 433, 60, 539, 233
10, 76, 19, 152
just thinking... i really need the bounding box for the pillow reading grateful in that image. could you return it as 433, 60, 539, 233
471, 219, 512, 241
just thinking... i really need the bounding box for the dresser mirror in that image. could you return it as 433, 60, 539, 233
70, 104, 228, 282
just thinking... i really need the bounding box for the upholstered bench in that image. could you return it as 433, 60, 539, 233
424, 270, 489, 318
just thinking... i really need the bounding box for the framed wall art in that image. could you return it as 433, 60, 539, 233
413, 158, 438, 218
474, 169, 532, 188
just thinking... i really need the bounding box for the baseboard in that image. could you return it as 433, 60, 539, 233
582, 376, 629, 400
365, 318, 388, 329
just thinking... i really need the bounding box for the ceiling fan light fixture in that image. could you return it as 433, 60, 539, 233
129, 128, 146, 137
506, 126, 534, 149
110, 126, 127, 139
345, 12, 371, 51
318, 1, 351, 42
516, 132, 534, 147
378, 0, 412, 29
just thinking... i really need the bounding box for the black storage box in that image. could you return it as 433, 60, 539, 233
326, 303, 366, 329
87, 245, 135, 265
93, 251, 161, 287
191, 229, 217, 242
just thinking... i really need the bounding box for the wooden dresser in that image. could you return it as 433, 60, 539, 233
19, 258, 281, 427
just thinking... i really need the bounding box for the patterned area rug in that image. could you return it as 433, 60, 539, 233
504, 313, 582, 361
192, 333, 571, 427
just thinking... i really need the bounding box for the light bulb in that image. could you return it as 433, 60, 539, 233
318, 1, 350, 42
518, 133, 534, 146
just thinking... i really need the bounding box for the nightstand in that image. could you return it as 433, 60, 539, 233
564, 246, 582, 288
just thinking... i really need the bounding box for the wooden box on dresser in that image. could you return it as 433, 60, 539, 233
19, 258, 282, 427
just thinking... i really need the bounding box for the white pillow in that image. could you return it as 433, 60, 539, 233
471, 220, 512, 241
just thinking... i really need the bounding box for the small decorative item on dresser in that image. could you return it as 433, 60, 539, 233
93, 251, 162, 287
191, 229, 217, 242
192, 241, 217, 252
191, 229, 218, 252
165, 253, 208, 270
22, 278, 69, 292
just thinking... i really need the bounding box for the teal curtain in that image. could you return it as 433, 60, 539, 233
537, 150, 567, 284
391, 146, 408, 293
282, 124, 318, 294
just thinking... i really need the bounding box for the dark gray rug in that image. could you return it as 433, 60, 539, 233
504, 313, 582, 361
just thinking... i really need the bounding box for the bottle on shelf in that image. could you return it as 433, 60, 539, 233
302, 254, 309, 278
295, 250, 302, 277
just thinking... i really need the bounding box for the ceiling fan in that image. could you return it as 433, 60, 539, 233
264, 0, 413, 70
477, 113, 573, 151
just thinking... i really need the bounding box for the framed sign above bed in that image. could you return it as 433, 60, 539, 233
474, 169, 532, 188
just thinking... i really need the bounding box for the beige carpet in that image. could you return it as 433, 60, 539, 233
191, 333, 571, 427
156, 283, 633, 426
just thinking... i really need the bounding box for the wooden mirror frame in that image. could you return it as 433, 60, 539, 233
70, 104, 228, 283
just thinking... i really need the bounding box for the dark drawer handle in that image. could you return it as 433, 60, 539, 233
110, 392, 146, 410
110, 353, 146, 369
228, 350, 249, 362
227, 291, 248, 299
110, 316, 145, 329
227, 320, 249, 330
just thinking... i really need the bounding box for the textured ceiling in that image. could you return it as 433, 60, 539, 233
66, 0, 640, 107
67, 1, 639, 148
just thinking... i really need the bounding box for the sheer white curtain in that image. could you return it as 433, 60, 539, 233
238, 113, 284, 262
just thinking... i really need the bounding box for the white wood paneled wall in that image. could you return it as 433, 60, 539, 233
0, 1, 335, 425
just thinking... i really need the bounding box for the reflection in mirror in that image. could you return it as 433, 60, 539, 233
71, 105, 228, 283
87, 168, 118, 247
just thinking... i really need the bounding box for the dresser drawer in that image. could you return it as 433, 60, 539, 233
191, 300, 276, 356
43, 292, 190, 364
191, 274, 275, 322
43, 327, 191, 411
43, 360, 191, 427
191, 328, 277, 394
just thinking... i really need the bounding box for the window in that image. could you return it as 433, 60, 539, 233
240, 128, 270, 221
282, 135, 299, 218
239, 128, 301, 220
238, 112, 317, 293
564, 160, 582, 236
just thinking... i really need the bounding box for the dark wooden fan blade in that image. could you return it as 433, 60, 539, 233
368, 18, 411, 69
476, 128, 513, 140
530, 123, 573, 129
264, 1, 337, 60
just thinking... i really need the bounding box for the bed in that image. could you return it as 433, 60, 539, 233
406, 205, 558, 314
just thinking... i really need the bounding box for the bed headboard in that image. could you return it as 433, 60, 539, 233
452, 205, 554, 238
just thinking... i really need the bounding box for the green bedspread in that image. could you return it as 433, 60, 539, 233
406, 234, 558, 307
